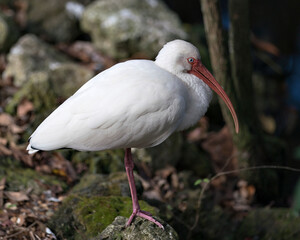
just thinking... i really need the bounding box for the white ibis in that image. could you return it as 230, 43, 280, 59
27, 40, 239, 229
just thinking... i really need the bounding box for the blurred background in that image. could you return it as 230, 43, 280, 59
0, 0, 300, 239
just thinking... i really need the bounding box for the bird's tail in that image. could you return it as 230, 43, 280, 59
26, 142, 39, 154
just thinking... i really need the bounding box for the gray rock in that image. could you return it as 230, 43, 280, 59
4, 34, 69, 87
26, 0, 93, 42
3, 34, 93, 116
0, 13, 19, 52
81, 0, 187, 59
94, 216, 178, 240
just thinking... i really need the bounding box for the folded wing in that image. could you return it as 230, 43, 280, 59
28, 60, 187, 152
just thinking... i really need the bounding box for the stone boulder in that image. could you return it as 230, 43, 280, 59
3, 34, 93, 118
94, 216, 178, 240
81, 0, 187, 59
26, 0, 94, 42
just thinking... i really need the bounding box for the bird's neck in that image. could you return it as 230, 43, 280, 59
176, 73, 213, 131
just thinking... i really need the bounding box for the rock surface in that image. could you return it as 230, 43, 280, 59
3, 34, 93, 119
93, 216, 179, 240
81, 0, 186, 59
26, 0, 93, 42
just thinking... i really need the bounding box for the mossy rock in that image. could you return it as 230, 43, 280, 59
0, 157, 68, 194
49, 195, 158, 239
81, 0, 186, 59
3, 34, 69, 87
4, 33, 92, 93
26, 0, 85, 42
4, 34, 93, 140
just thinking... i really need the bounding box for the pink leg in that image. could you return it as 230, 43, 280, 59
124, 148, 164, 229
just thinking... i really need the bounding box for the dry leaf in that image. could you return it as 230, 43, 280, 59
0, 137, 8, 145
11, 124, 25, 134
156, 166, 176, 179
5, 191, 29, 202
0, 113, 13, 126
17, 99, 34, 118
143, 189, 163, 202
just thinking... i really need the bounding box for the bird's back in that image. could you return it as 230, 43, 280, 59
28, 60, 188, 153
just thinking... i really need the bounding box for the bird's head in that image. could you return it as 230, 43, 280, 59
155, 39, 239, 134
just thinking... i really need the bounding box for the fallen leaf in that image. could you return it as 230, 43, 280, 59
156, 166, 176, 179
0, 137, 7, 145
5, 191, 29, 202
143, 189, 163, 202
0, 113, 13, 126
10, 124, 25, 134
17, 99, 34, 118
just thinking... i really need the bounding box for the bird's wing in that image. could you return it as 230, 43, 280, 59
29, 60, 187, 151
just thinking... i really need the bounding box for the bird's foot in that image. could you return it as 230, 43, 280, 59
126, 209, 164, 229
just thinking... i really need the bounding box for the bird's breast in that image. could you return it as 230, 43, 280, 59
176, 76, 213, 131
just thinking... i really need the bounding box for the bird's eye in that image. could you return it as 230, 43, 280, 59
187, 57, 195, 64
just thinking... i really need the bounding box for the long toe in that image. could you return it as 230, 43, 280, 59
126, 210, 164, 229
139, 210, 152, 216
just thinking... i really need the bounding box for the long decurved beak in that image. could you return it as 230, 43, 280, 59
190, 61, 239, 134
